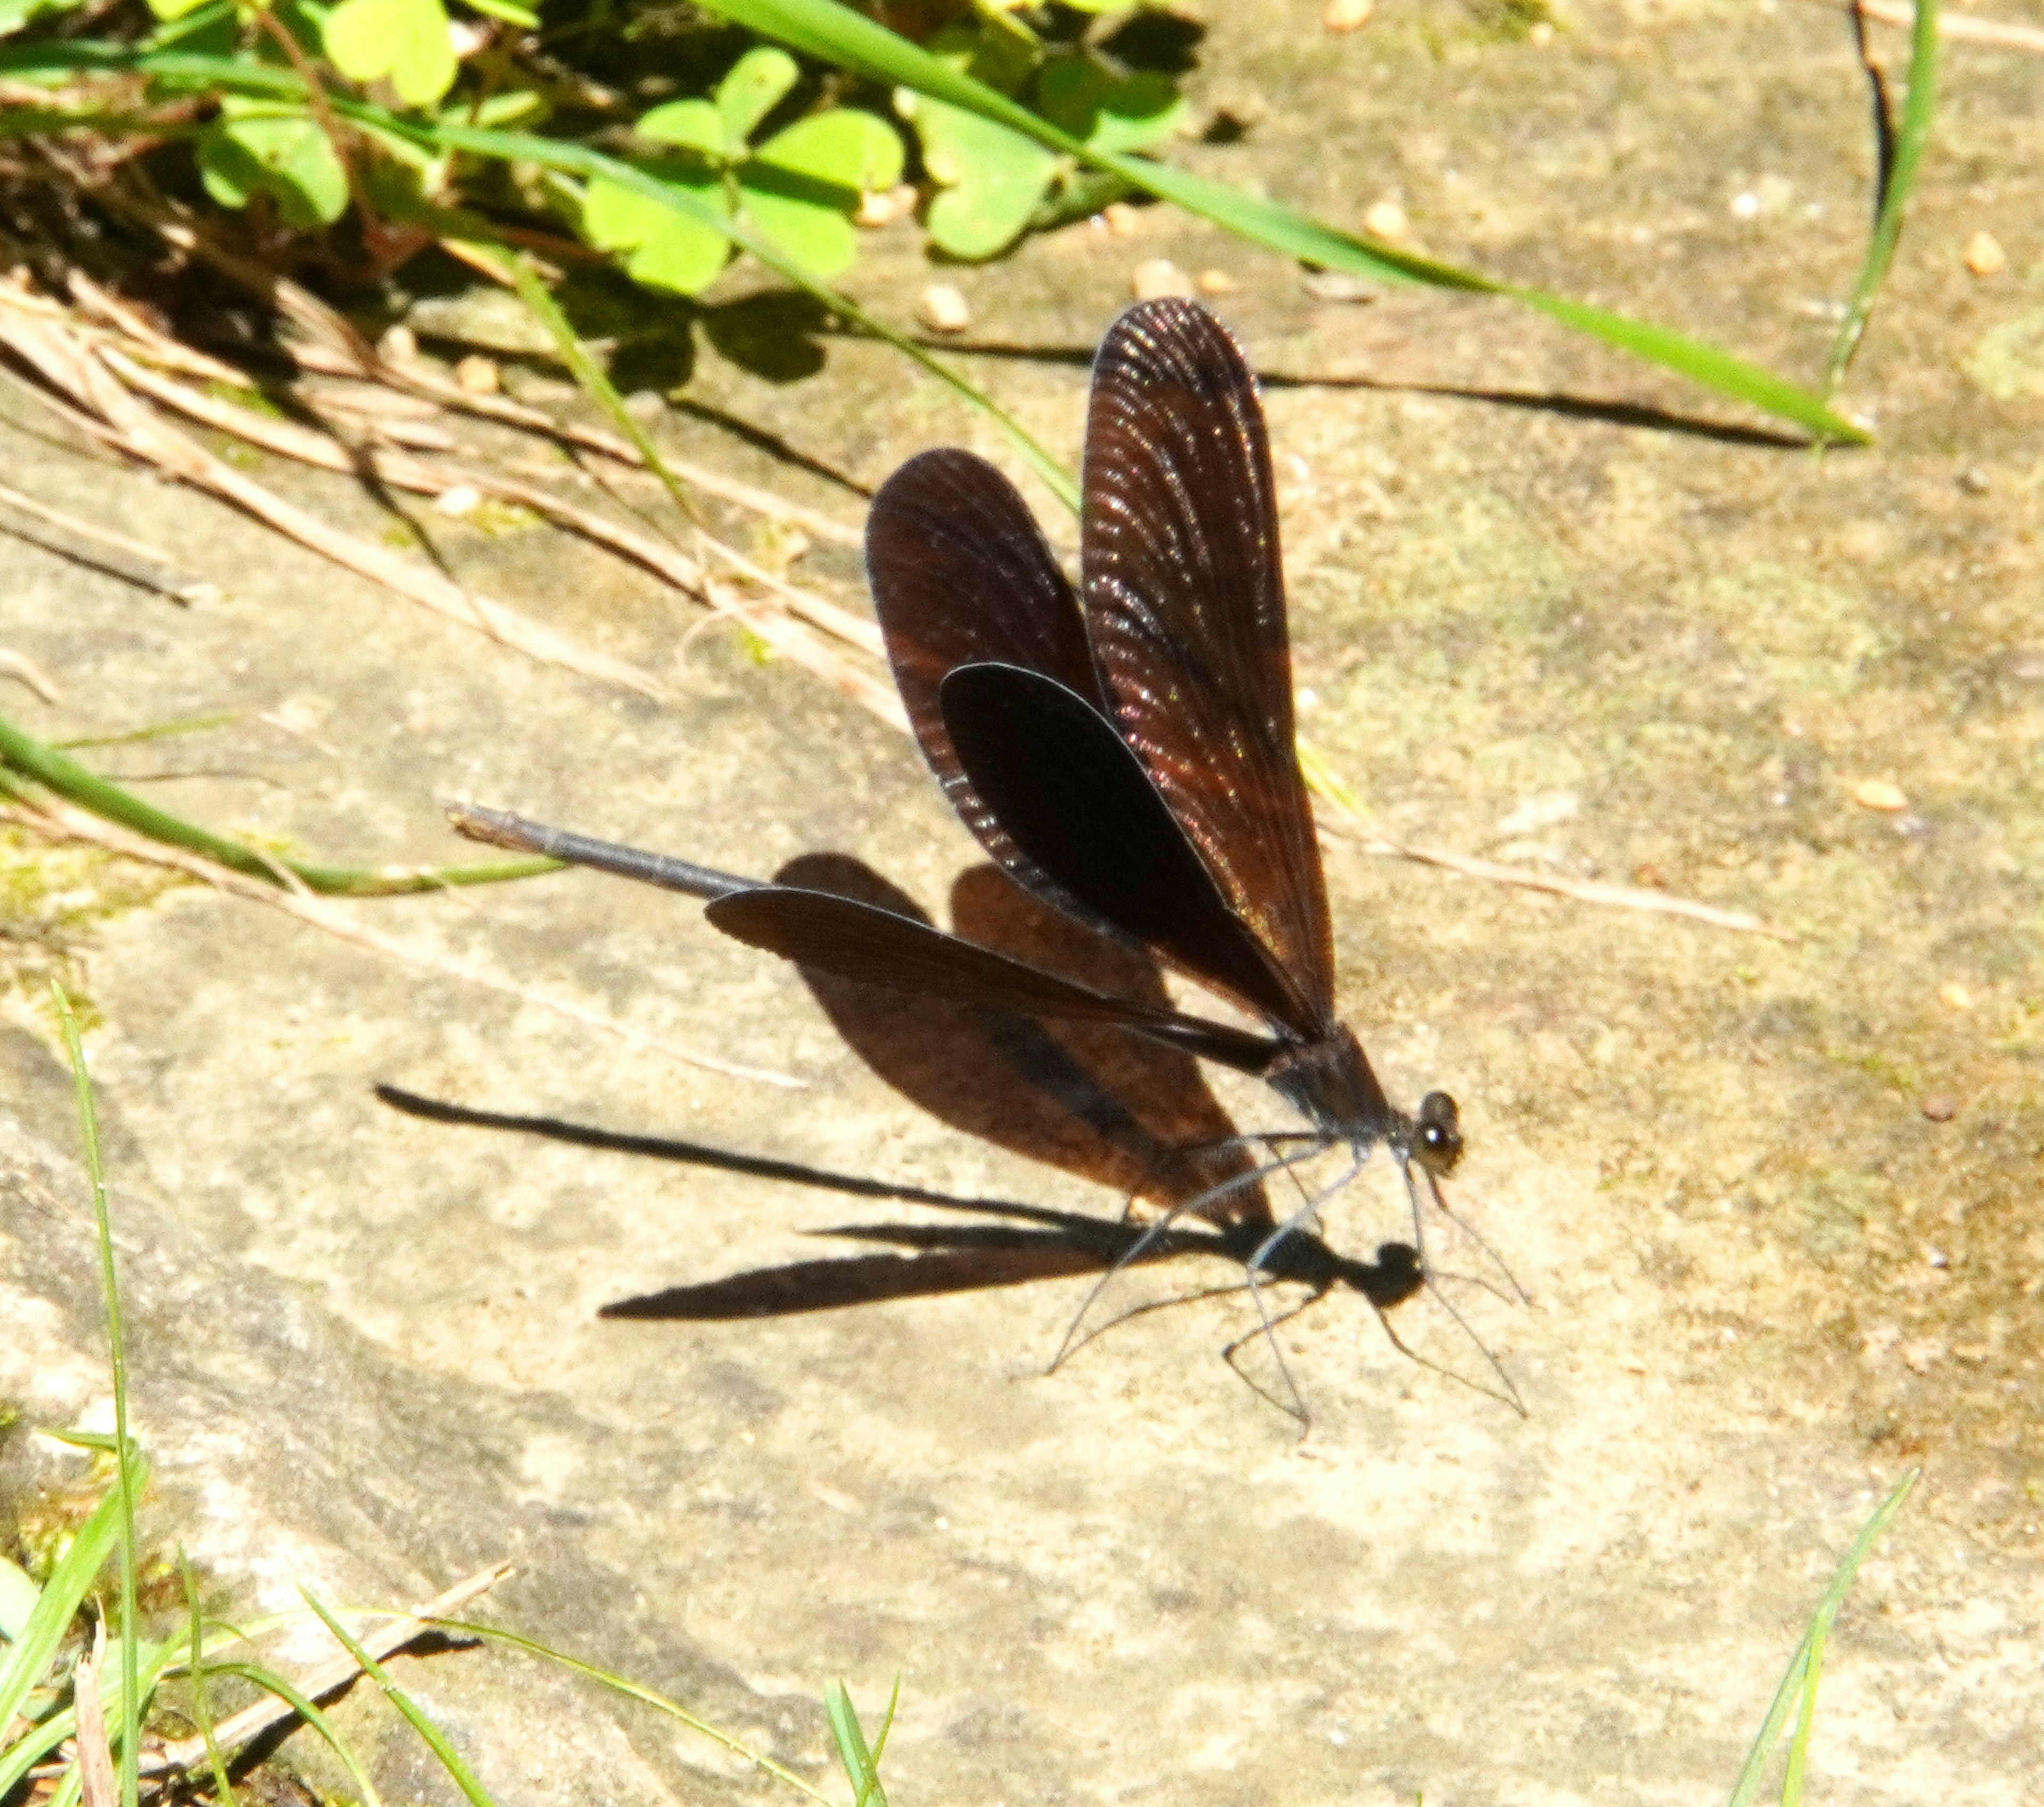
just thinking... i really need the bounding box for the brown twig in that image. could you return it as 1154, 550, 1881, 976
250, 8, 424, 273
70, 1632, 118, 1807
378, 352, 866, 547
1852, 0, 2044, 52
0, 650, 62, 701
61, 271, 252, 388
1332, 825, 1798, 942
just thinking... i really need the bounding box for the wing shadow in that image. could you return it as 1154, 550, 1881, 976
775, 851, 1275, 1230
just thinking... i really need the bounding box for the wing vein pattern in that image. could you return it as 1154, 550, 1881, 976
1081, 299, 1334, 1037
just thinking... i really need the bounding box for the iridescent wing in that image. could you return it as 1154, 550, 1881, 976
867, 447, 1125, 941
939, 663, 1311, 1034
1080, 299, 1335, 1038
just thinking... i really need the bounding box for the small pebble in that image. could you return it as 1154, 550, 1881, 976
1131, 259, 1193, 302
1938, 982, 1973, 1009
918, 283, 972, 333
1921, 1095, 1958, 1124
1633, 862, 1668, 889
1303, 270, 1381, 303
1964, 230, 2006, 277
1728, 174, 1793, 221
501, 371, 577, 405
1196, 268, 1235, 297
1957, 467, 1990, 495
454, 354, 500, 396
378, 324, 419, 363
1899, 1333, 1947, 1371
1100, 202, 1139, 237
1527, 19, 1554, 43
623, 389, 664, 422
1852, 778, 1908, 812
855, 184, 918, 228
433, 484, 482, 519
1324, 0, 1374, 28
1363, 199, 1410, 241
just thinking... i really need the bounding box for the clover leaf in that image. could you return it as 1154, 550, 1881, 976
901, 56, 1186, 262
715, 46, 800, 149
740, 108, 903, 278
636, 98, 728, 158
581, 160, 735, 297
904, 94, 1059, 262
197, 98, 349, 231
582, 50, 903, 297
1036, 62, 1186, 156
1, 0, 86, 37
323, 0, 458, 109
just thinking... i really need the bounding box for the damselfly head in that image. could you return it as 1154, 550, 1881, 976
1412, 1090, 1464, 1178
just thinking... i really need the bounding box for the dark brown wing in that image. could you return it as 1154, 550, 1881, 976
1080, 299, 1335, 1037
705, 885, 1279, 1074
868, 448, 1123, 938
939, 663, 1308, 1034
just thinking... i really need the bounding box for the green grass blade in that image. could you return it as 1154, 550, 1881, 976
823, 1681, 886, 1807
1727, 1470, 1918, 1807
51, 983, 141, 1807
55, 711, 241, 751
1825, 0, 1940, 390
1514, 292, 1862, 442
0, 107, 202, 138
0, 45, 300, 94
38, 1427, 128, 1456
0, 704, 554, 896
177, 1547, 238, 1807
427, 1619, 837, 1806
1779, 1603, 1827, 1807
0, 1694, 74, 1796
868, 1675, 900, 1773
0, 1374, 134, 1733
501, 250, 703, 525
298, 1591, 496, 1807
702, 0, 1869, 446
202, 1660, 385, 1807
141, 0, 234, 47
0, 1637, 180, 1798
44, 1760, 83, 1807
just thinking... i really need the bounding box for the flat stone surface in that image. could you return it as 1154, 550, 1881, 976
2, 2, 2039, 1803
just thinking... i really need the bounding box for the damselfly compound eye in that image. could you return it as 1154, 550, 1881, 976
1415, 1091, 1464, 1176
